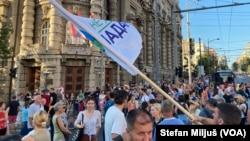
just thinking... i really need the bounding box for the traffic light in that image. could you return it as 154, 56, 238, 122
9, 68, 17, 78
175, 67, 179, 76
189, 38, 195, 55
178, 67, 183, 78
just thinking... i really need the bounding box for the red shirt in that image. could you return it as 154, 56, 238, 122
41, 94, 50, 107
0, 111, 7, 129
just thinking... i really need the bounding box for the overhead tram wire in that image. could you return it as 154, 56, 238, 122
215, 0, 224, 57
174, 2, 250, 13
227, 0, 234, 62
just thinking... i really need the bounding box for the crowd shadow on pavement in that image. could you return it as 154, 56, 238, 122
0, 134, 22, 141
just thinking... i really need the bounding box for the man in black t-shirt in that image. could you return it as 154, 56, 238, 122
6, 95, 20, 134
49, 88, 57, 141
49, 88, 57, 107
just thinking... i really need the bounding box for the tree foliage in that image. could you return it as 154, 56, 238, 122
232, 62, 239, 72
240, 57, 250, 72
0, 23, 13, 59
195, 52, 219, 75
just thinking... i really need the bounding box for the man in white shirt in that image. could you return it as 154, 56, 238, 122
27, 95, 42, 132
104, 90, 129, 141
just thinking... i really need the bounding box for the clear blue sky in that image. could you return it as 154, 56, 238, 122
179, 0, 250, 68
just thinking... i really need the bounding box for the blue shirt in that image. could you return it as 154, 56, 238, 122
22, 107, 29, 122
104, 100, 114, 116
153, 118, 184, 141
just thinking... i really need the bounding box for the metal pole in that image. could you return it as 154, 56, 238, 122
207, 39, 210, 74
199, 38, 202, 77
154, 0, 159, 83
100, 0, 105, 91
8, 0, 20, 101
186, 0, 192, 84
207, 39, 210, 86
172, 1, 178, 84
208, 38, 219, 76
213, 54, 215, 73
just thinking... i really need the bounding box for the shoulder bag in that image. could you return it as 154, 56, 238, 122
71, 112, 84, 141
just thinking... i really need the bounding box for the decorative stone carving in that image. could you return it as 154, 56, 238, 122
41, 4, 51, 19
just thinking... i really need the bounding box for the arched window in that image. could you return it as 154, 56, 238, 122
41, 21, 49, 46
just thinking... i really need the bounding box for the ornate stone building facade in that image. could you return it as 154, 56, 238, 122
0, 0, 182, 99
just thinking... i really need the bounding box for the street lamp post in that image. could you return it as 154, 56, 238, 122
207, 38, 219, 86
199, 38, 202, 77
207, 38, 220, 74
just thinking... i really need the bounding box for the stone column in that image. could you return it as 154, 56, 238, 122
90, 0, 107, 88
138, 25, 144, 70
146, 15, 153, 66
48, 0, 63, 52
90, 0, 101, 19
109, 0, 118, 20
88, 57, 97, 88
167, 30, 172, 68
0, 0, 10, 26
20, 0, 35, 48
161, 27, 167, 69
170, 32, 174, 69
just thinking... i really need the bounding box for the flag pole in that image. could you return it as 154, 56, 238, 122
137, 71, 195, 120
49, 0, 197, 122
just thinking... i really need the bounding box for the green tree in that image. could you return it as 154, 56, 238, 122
218, 64, 228, 70
0, 23, 13, 60
240, 57, 250, 72
196, 52, 214, 75
232, 62, 239, 72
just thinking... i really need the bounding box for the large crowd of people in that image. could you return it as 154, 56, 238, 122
0, 77, 249, 141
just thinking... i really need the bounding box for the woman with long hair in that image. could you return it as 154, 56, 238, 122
22, 110, 50, 141
150, 103, 163, 132
74, 96, 101, 141
234, 94, 247, 125
127, 94, 136, 113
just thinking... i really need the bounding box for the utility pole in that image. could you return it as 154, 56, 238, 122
172, 1, 178, 84
154, 0, 159, 83
186, 0, 192, 84
8, 0, 20, 101
199, 38, 202, 77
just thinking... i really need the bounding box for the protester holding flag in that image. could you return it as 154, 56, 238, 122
192, 103, 241, 125
49, 0, 198, 126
